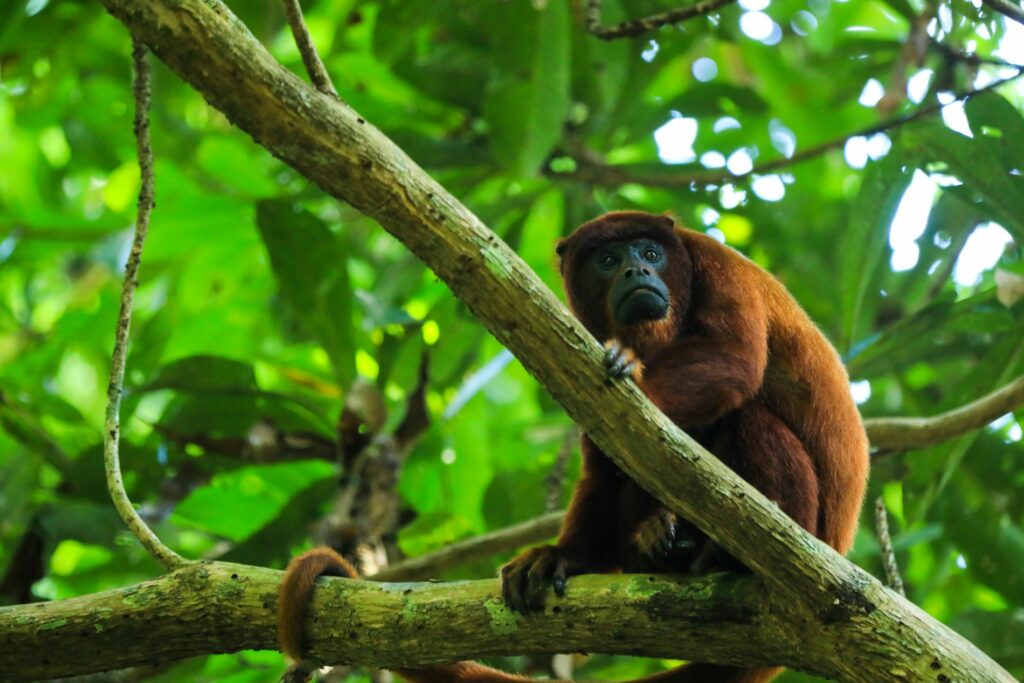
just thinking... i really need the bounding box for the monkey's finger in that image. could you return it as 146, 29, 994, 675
526, 550, 563, 611
552, 559, 568, 597
501, 561, 529, 614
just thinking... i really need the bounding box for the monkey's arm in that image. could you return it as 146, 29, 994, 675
501, 439, 623, 613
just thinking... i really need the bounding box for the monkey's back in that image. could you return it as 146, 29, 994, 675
681, 229, 869, 554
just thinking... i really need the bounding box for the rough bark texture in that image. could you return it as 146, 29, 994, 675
0, 562, 779, 680
74, 2, 1016, 682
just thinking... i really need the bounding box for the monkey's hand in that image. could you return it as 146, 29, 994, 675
500, 544, 581, 614
633, 509, 697, 569
603, 339, 643, 382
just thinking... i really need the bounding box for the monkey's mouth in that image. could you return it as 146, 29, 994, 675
617, 286, 669, 323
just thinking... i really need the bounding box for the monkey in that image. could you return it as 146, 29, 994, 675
500, 211, 869, 681
277, 211, 869, 683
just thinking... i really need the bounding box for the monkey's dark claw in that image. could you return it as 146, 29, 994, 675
500, 545, 575, 614
603, 339, 643, 382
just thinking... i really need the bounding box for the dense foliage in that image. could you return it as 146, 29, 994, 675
1, 0, 1023, 680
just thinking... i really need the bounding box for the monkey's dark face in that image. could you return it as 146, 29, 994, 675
587, 238, 671, 327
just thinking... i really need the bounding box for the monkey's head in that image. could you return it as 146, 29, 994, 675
556, 212, 692, 356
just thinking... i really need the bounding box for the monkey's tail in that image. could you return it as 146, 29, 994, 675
277, 548, 781, 683
277, 547, 360, 682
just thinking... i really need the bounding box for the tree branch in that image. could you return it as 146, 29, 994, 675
864, 375, 1024, 451
372, 512, 565, 582
280, 0, 339, 98
982, 0, 1024, 26
584, 0, 737, 40
102, 38, 184, 571
555, 69, 1024, 188
0, 562, 785, 681
94, 2, 1014, 681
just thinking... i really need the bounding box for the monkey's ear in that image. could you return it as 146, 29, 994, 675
658, 212, 679, 229
555, 239, 568, 256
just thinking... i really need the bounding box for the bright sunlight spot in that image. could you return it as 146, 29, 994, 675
938, 92, 972, 136
850, 380, 872, 405
953, 223, 1013, 285
654, 116, 698, 164
751, 175, 786, 201
844, 137, 868, 169
889, 170, 938, 272
740, 11, 776, 41
692, 57, 718, 82
907, 70, 933, 104
726, 148, 754, 175
859, 78, 885, 106
701, 151, 727, 168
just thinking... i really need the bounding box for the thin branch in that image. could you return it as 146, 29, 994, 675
280, 0, 339, 98
982, 0, 1024, 25
584, 0, 737, 40
102, 38, 184, 571
372, 511, 564, 582
556, 68, 1024, 188
930, 39, 1022, 68
873, 497, 905, 596
864, 375, 1024, 451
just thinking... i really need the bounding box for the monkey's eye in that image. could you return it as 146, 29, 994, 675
643, 248, 660, 262
600, 254, 618, 268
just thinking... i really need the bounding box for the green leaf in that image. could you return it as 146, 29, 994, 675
482, 1, 570, 176
145, 355, 257, 393
904, 119, 1024, 241
840, 151, 912, 352
172, 461, 335, 542
257, 200, 358, 386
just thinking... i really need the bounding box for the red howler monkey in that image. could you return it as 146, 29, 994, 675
277, 212, 869, 683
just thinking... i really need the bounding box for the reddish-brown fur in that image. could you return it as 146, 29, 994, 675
277, 212, 869, 683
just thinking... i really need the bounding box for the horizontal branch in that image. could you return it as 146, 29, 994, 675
865, 375, 1024, 450
556, 70, 1024, 188
373, 512, 564, 581
0, 561, 787, 680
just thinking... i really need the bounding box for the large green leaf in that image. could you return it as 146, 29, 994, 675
172, 461, 335, 542
839, 151, 913, 353
482, 0, 570, 176
256, 200, 358, 386
904, 119, 1024, 240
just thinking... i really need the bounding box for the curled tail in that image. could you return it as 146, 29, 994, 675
277, 548, 780, 683
278, 547, 359, 682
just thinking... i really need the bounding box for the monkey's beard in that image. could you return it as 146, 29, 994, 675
615, 306, 677, 360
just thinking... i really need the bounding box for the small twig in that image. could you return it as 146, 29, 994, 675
103, 38, 184, 571
372, 511, 564, 581
280, 0, 339, 98
981, 0, 1024, 25
874, 497, 905, 596
930, 39, 1022, 68
557, 68, 1024, 188
865, 375, 1024, 451
585, 0, 737, 40
545, 426, 576, 512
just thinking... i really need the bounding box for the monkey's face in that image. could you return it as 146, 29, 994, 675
587, 238, 671, 327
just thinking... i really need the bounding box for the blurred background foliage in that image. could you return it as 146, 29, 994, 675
1, 0, 1024, 680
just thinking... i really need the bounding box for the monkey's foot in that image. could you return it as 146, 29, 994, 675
603, 339, 643, 382
500, 544, 578, 614
633, 509, 697, 567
